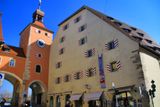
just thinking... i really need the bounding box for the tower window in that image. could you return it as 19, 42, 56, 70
63, 24, 69, 31
79, 24, 87, 32
9, 59, 16, 67
45, 33, 48, 36
74, 16, 81, 23
36, 65, 41, 73
38, 30, 41, 34
36, 53, 42, 58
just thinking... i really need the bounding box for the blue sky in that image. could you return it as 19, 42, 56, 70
0, 0, 160, 95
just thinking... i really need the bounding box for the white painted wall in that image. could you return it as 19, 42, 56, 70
140, 52, 160, 107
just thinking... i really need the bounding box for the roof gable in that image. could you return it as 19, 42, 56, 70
59, 5, 160, 55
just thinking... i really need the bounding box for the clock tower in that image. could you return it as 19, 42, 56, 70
20, 8, 53, 106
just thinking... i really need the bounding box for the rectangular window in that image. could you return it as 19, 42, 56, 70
55, 77, 61, 84
56, 62, 62, 69
63, 24, 69, 31
108, 41, 115, 50
79, 37, 87, 45
86, 67, 96, 77
85, 49, 95, 57
60, 36, 65, 43
74, 72, 82, 80
79, 24, 87, 32
110, 61, 117, 72
74, 16, 81, 23
64, 75, 71, 82
9, 59, 16, 67
105, 39, 118, 50
59, 48, 64, 55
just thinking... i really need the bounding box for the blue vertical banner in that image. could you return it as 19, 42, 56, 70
98, 54, 106, 88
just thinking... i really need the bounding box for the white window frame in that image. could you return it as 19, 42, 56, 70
9, 58, 16, 67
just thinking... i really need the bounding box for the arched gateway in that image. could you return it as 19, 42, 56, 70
0, 71, 23, 107
0, 4, 53, 107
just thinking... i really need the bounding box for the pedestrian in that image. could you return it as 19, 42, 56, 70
0, 98, 6, 107
65, 101, 71, 107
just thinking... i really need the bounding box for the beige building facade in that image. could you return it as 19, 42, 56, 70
48, 6, 160, 107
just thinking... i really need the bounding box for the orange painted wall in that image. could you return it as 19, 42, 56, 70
21, 25, 53, 89
0, 53, 25, 80
20, 26, 30, 55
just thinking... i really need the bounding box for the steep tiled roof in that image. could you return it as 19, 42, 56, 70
8, 45, 26, 57
59, 6, 160, 55
0, 44, 25, 57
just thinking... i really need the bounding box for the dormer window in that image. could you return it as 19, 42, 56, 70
130, 27, 137, 31
145, 39, 152, 44
106, 16, 114, 20
122, 28, 131, 33
114, 21, 122, 26
137, 32, 144, 37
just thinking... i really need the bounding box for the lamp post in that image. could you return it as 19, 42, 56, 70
112, 82, 119, 107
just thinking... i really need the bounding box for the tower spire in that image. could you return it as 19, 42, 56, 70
0, 13, 4, 42
38, 0, 42, 10
32, 0, 44, 23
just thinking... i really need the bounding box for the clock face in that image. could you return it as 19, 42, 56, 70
37, 39, 45, 48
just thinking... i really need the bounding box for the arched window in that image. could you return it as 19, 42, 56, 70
9, 59, 15, 67
36, 65, 41, 73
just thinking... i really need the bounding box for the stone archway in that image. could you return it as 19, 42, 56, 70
28, 80, 47, 107
0, 71, 23, 107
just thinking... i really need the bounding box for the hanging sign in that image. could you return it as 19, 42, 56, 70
98, 54, 106, 88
